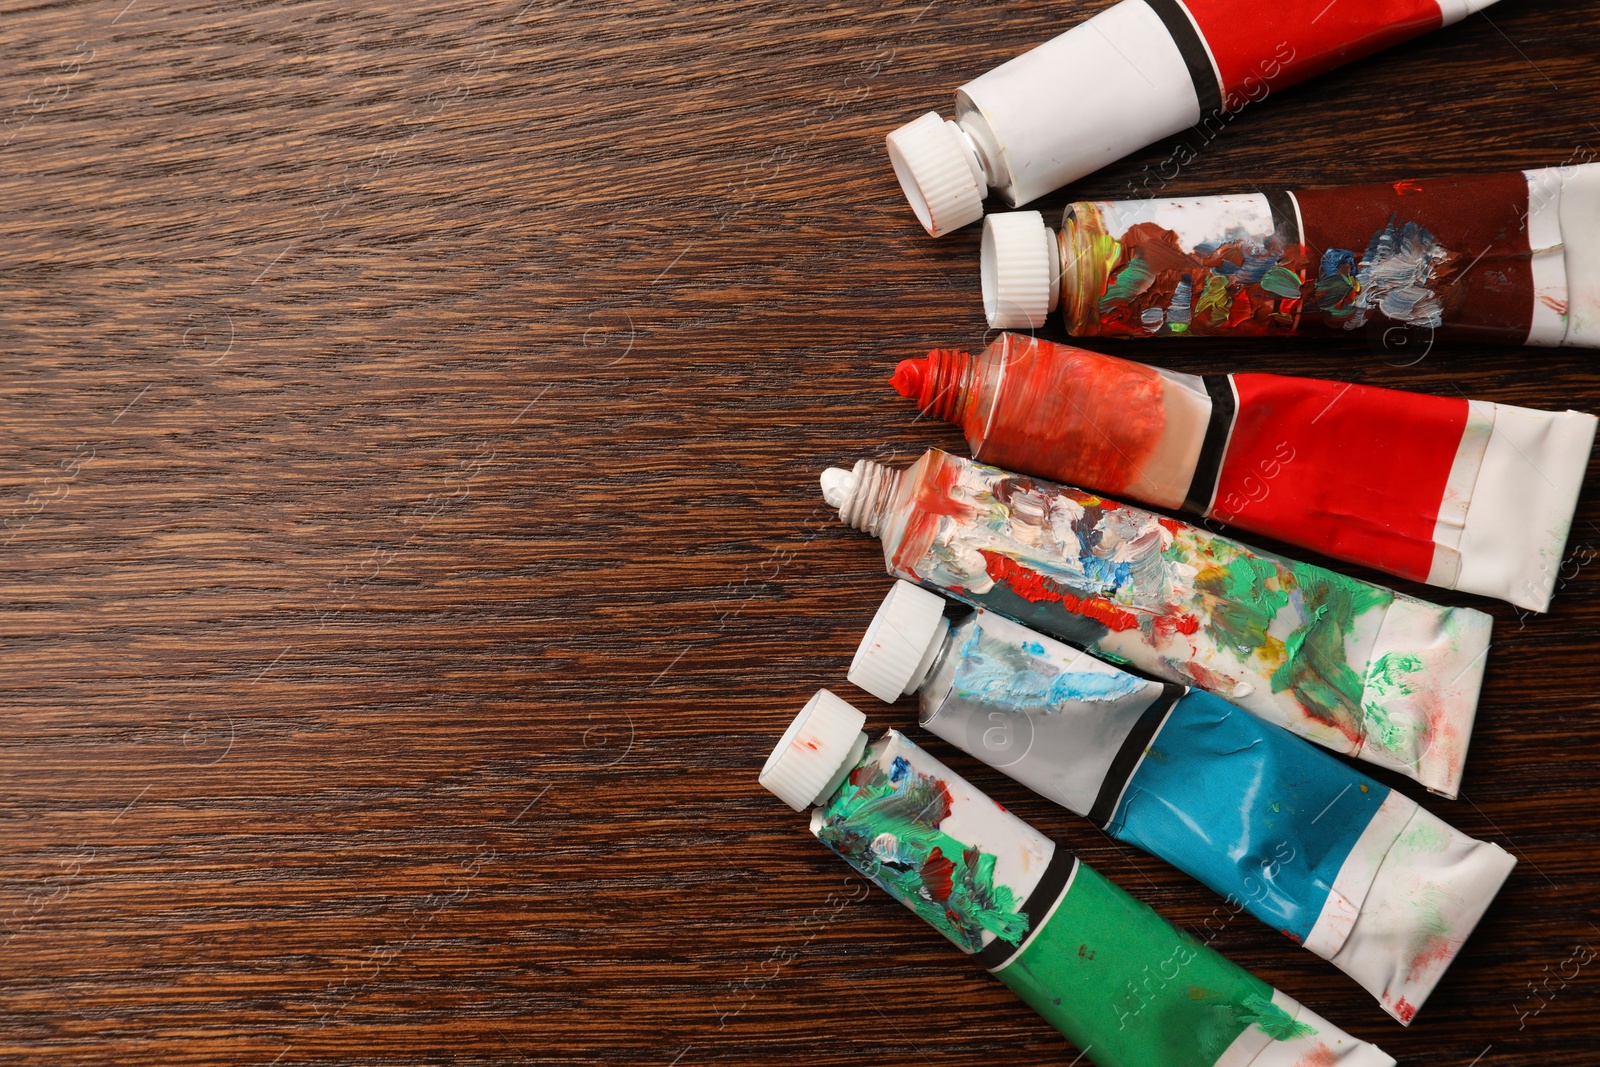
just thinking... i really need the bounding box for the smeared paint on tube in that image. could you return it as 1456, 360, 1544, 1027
892, 333, 1597, 612
885, 0, 1499, 235
820, 449, 1492, 797
816, 753, 1029, 951
980, 164, 1600, 349
847, 581, 1517, 1023
759, 691, 1396, 1065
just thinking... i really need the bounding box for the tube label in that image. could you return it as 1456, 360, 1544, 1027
1176, 0, 1444, 109
1110, 689, 1389, 946
1293, 171, 1537, 344
995, 860, 1301, 1067
1204, 372, 1469, 583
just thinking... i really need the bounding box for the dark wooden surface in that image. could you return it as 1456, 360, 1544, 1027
3, 1, 1599, 1063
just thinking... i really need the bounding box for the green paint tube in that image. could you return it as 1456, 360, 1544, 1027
760, 690, 1395, 1067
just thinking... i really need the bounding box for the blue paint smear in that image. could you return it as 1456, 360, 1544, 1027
1233, 251, 1279, 287
1078, 553, 1132, 592
1043, 671, 1148, 705
954, 630, 1147, 709
1107, 690, 1388, 942
888, 756, 911, 784
1320, 248, 1356, 276
1167, 276, 1193, 326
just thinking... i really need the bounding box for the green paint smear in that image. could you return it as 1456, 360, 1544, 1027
1368, 650, 1423, 692
1197, 555, 1288, 654
816, 757, 1029, 952
1097, 253, 1155, 312
1402, 815, 1453, 855
1240, 993, 1318, 1041
1194, 550, 1395, 739
1270, 569, 1392, 728
1312, 268, 1360, 321
1362, 652, 1425, 756
1260, 265, 1303, 299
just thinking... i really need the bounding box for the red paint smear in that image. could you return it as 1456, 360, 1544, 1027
981, 550, 1141, 632
1155, 517, 1184, 535
891, 453, 977, 577
1390, 996, 1417, 1024
1226, 288, 1255, 328
913, 455, 977, 521
1150, 611, 1200, 640
1394, 179, 1424, 195
1293, 1045, 1338, 1067
920, 847, 955, 901
1185, 661, 1240, 696
1406, 932, 1459, 983
934, 335, 1167, 497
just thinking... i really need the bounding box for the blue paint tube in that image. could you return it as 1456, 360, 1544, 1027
848, 580, 1518, 1025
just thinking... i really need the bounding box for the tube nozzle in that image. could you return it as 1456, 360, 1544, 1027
820, 459, 899, 537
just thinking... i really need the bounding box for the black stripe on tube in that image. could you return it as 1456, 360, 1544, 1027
1088, 685, 1183, 829
973, 850, 1080, 972
1182, 374, 1238, 516
1143, 0, 1223, 118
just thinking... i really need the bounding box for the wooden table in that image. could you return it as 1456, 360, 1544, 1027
4, 1, 1598, 1063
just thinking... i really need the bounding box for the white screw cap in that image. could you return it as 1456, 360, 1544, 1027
759, 690, 868, 812
982, 211, 1057, 329
885, 112, 987, 237
849, 581, 950, 703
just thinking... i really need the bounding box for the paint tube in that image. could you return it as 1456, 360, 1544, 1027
819, 448, 1492, 798
979, 163, 1600, 348
885, 0, 1498, 236
848, 580, 1517, 1023
890, 333, 1597, 612
759, 690, 1396, 1065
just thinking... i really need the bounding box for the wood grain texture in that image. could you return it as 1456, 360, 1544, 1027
2, 0, 1598, 1063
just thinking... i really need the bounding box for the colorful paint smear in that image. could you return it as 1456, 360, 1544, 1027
1062, 198, 1302, 338
816, 753, 1029, 952
822, 449, 1493, 796
1051, 168, 1568, 344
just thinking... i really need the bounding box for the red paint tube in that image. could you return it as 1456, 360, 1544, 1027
979, 163, 1600, 348
891, 333, 1596, 612
886, 0, 1498, 235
